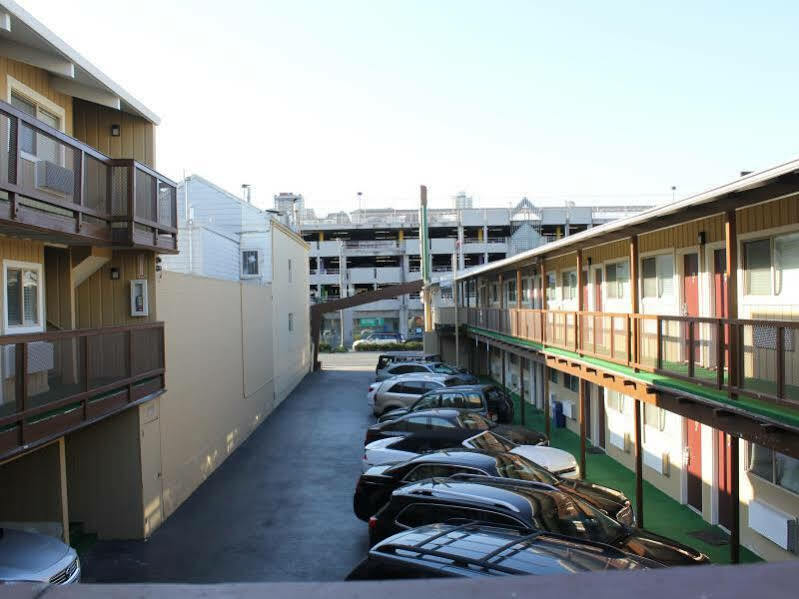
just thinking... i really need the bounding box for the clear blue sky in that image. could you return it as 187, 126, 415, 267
29, 0, 799, 213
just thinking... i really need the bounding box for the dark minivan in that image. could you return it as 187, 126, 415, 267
379, 383, 513, 424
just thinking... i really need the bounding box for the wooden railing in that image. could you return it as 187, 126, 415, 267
0, 100, 177, 251
0, 322, 165, 460
464, 307, 799, 408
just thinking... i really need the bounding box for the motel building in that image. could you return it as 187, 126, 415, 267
0, 4, 177, 542
433, 160, 799, 562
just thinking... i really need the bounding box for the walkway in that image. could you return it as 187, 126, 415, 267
78, 352, 377, 582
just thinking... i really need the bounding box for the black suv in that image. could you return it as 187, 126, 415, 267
354, 449, 632, 525
379, 384, 514, 424
346, 523, 659, 580
369, 478, 710, 567
365, 409, 547, 447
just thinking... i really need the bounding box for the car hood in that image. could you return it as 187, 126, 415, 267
493, 425, 548, 446
557, 480, 629, 514
617, 529, 710, 566
509, 446, 577, 472
0, 528, 70, 581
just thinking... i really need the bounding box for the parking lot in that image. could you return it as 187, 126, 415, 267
79, 352, 378, 583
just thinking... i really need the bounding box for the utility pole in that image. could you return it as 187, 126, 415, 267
338, 238, 346, 347
453, 251, 459, 368
420, 185, 432, 332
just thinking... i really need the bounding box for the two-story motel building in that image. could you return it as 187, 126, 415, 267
0, 2, 177, 541
439, 160, 799, 562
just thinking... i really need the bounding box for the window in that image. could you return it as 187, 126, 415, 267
549, 369, 558, 384
546, 273, 557, 301
10, 87, 64, 165
288, 259, 292, 283
521, 278, 530, 305
748, 444, 799, 495
506, 280, 516, 304
395, 504, 521, 529
390, 364, 426, 375
563, 374, 579, 393
440, 392, 483, 410
643, 403, 666, 432
288, 312, 294, 332
412, 394, 439, 411
606, 262, 629, 299
561, 271, 577, 301
242, 250, 259, 276
641, 254, 674, 299
4, 261, 43, 333
402, 464, 479, 482
744, 233, 799, 297
491, 283, 499, 304
607, 391, 625, 413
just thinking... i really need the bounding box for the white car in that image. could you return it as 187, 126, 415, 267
352, 332, 402, 349
0, 527, 81, 584
362, 431, 579, 479
367, 381, 381, 408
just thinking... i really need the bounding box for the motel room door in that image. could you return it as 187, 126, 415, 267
686, 419, 702, 512
683, 253, 700, 362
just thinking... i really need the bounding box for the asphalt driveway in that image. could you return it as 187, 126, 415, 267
79, 352, 377, 583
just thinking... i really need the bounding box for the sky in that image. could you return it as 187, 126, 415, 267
25, 0, 799, 214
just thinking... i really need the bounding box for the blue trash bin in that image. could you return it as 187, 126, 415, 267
552, 401, 566, 428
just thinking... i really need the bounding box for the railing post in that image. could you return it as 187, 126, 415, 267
593, 314, 598, 356
626, 316, 631, 366
716, 319, 725, 390
610, 317, 615, 360
14, 342, 27, 446
75, 149, 84, 233
656, 318, 663, 370
82, 336, 89, 421
688, 320, 695, 379
127, 162, 136, 245
776, 326, 785, 399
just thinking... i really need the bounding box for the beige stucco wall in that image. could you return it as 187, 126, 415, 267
154, 271, 277, 523
271, 223, 310, 403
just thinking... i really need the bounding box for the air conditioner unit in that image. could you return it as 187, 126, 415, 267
35, 160, 74, 195
749, 499, 799, 553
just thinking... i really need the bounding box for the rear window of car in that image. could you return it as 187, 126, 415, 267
458, 413, 491, 430
465, 431, 515, 452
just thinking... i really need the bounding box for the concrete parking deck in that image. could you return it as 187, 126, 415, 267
78, 352, 378, 583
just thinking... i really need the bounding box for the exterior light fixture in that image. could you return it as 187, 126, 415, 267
110, 267, 120, 280
698, 231, 706, 246
110, 124, 120, 137
587, 257, 593, 266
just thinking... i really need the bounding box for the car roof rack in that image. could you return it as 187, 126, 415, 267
446, 473, 559, 492
407, 481, 523, 513
376, 542, 528, 576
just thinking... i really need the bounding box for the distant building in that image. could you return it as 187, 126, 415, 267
301, 200, 652, 345
273, 192, 305, 231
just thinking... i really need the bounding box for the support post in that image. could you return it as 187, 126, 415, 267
501, 349, 506, 391
629, 236, 640, 370
544, 363, 551, 439
58, 437, 70, 545
725, 210, 739, 397
730, 435, 740, 564
520, 356, 525, 425
579, 379, 586, 479
541, 262, 548, 345
576, 250, 584, 353
634, 398, 644, 527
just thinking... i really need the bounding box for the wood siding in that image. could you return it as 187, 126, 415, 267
0, 58, 73, 135
75, 251, 157, 329
544, 252, 578, 274
583, 239, 628, 265
44, 247, 74, 330
639, 215, 724, 253
738, 195, 799, 235
72, 99, 156, 168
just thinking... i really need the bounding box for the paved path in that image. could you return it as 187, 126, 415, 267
80, 352, 377, 583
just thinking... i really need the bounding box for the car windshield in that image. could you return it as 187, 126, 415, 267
531, 490, 626, 544
456, 413, 491, 430
463, 431, 515, 452
430, 363, 458, 374
493, 453, 559, 485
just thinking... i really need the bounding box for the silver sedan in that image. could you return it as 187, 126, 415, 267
0, 527, 80, 584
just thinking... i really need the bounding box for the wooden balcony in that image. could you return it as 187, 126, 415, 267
0, 322, 165, 461
464, 307, 799, 409
0, 100, 177, 252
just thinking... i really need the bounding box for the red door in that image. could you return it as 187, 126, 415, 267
717, 430, 733, 530
594, 269, 603, 345
683, 254, 700, 362
686, 419, 702, 511
713, 249, 729, 369
581, 269, 589, 310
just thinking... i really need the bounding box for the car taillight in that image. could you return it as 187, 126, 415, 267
369, 516, 378, 530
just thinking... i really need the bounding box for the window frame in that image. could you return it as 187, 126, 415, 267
741, 229, 799, 301
640, 252, 675, 301
241, 249, 260, 278
8, 76, 67, 166
561, 269, 577, 302
605, 260, 629, 300
746, 442, 799, 497
3, 259, 45, 334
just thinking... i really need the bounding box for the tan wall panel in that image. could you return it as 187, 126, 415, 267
72, 99, 156, 167
0, 58, 73, 136
639, 215, 724, 253
0, 443, 62, 526
739, 196, 799, 235
155, 271, 278, 522
544, 252, 578, 274
583, 240, 628, 265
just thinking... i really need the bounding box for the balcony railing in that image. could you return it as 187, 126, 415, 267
0, 100, 177, 252
463, 307, 799, 408
0, 322, 165, 460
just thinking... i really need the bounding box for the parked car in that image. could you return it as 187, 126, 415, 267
375, 361, 478, 383
353, 449, 632, 524
369, 478, 710, 567
378, 383, 512, 423
346, 523, 659, 579
375, 352, 441, 379
0, 527, 81, 584
353, 332, 403, 349
371, 374, 477, 416
363, 430, 577, 477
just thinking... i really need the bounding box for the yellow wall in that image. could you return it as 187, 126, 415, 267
72, 99, 156, 168
153, 271, 277, 523
738, 195, 799, 235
